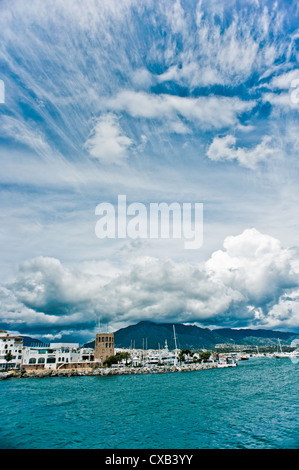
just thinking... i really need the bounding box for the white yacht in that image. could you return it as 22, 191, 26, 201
274, 339, 299, 359
217, 355, 238, 368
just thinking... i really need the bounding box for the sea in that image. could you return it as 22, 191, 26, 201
0, 357, 298, 449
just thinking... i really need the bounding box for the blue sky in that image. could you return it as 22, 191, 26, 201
0, 0, 299, 343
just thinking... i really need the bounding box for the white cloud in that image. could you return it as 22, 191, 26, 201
269, 69, 299, 89
266, 290, 299, 329
260, 69, 299, 110
14, 256, 108, 311
156, 63, 222, 88
104, 90, 255, 129
168, 0, 188, 36
84, 113, 133, 164
2, 229, 297, 335
205, 228, 296, 304
154, 0, 287, 88
206, 134, 280, 169
131, 68, 153, 88
168, 120, 192, 134
262, 91, 299, 110
1, 117, 61, 162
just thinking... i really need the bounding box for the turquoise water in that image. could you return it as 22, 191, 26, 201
0, 358, 298, 449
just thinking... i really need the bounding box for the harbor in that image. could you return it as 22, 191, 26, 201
1, 325, 298, 379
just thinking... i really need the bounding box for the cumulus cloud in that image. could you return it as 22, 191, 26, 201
12, 256, 110, 314
1, 229, 298, 339
0, 258, 107, 340
206, 134, 280, 169
84, 113, 133, 164
266, 290, 299, 330
205, 228, 296, 304
0, 285, 82, 332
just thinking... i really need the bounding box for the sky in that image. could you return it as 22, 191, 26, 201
0, 0, 299, 344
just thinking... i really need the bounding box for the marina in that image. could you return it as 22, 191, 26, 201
1, 325, 298, 379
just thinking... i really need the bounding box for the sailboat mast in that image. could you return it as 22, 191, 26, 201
173, 325, 178, 350
173, 325, 178, 367
278, 338, 282, 353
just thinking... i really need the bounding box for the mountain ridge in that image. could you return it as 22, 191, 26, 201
85, 320, 299, 349
4, 321, 298, 349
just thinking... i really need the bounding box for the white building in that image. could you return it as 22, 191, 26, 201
0, 331, 96, 371
0, 330, 23, 370
22, 344, 95, 370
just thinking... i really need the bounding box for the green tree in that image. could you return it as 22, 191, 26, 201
103, 352, 131, 367
199, 351, 211, 362
178, 349, 193, 363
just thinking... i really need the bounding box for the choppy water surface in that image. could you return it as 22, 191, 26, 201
0, 358, 298, 449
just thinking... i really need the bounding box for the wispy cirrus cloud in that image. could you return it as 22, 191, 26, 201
0, 0, 297, 166
148, 0, 292, 89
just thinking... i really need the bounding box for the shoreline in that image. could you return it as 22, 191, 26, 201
0, 362, 220, 379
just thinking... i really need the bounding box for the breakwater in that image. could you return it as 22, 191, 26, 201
0, 362, 218, 379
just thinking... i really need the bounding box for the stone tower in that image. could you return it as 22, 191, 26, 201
94, 333, 114, 365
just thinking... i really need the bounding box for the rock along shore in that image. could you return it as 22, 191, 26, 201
0, 362, 218, 379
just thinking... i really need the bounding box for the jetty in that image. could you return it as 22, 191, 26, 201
0, 362, 219, 379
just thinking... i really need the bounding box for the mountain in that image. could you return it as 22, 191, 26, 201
19, 336, 47, 347
84, 321, 299, 350
214, 328, 298, 345
114, 321, 225, 350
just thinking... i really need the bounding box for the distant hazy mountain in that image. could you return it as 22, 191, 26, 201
18, 336, 47, 347
85, 321, 299, 350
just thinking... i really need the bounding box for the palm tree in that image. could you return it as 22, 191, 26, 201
122, 351, 130, 365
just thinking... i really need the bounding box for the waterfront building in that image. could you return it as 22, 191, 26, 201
22, 344, 95, 370
94, 333, 114, 364
0, 330, 23, 370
